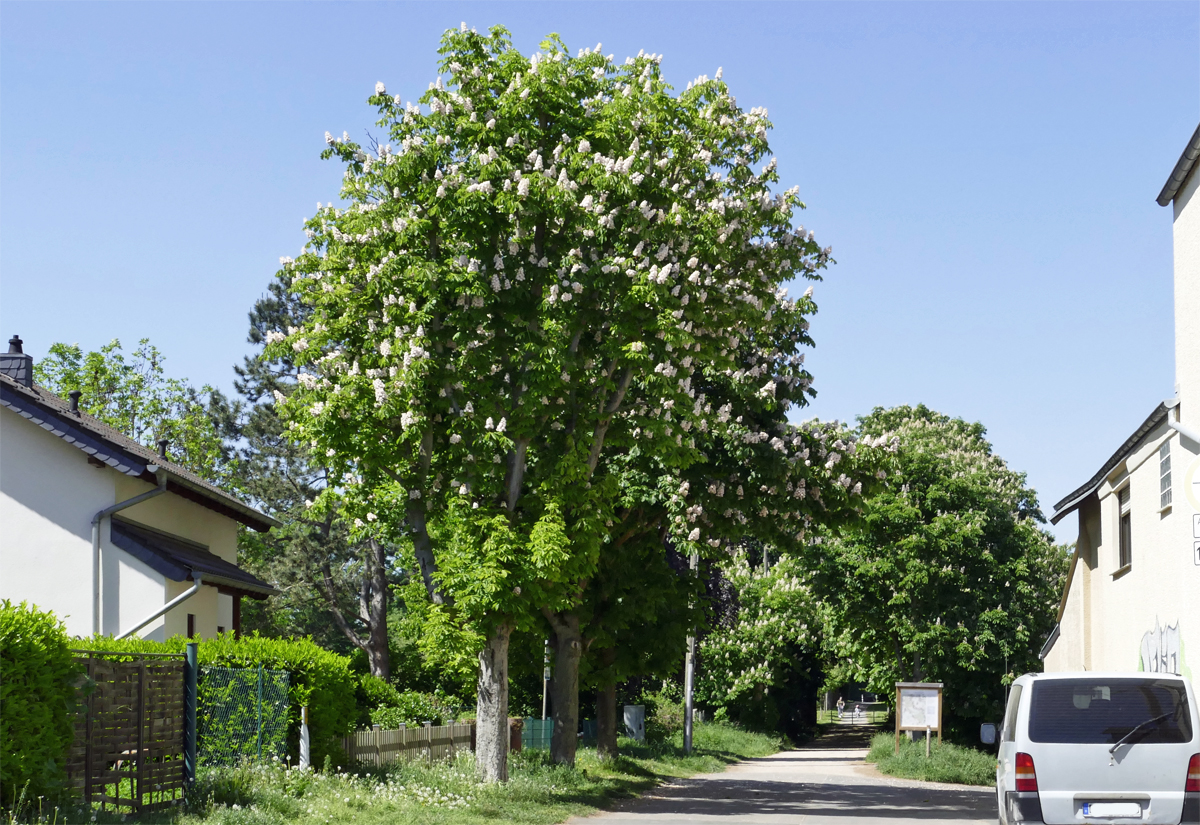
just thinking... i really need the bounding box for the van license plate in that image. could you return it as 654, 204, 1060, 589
1082, 802, 1142, 818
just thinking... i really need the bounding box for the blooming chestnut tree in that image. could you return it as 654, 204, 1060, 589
269, 24, 830, 779
696, 550, 823, 730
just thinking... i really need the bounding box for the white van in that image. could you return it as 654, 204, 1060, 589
982, 673, 1200, 824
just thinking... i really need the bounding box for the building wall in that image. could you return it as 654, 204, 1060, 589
1047, 420, 1200, 684
1175, 166, 1199, 429
0, 405, 234, 640
1, 406, 116, 637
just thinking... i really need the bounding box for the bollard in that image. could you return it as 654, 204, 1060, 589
184, 642, 198, 783
299, 706, 311, 769
925, 726, 931, 758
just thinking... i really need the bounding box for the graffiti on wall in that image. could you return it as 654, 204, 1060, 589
1140, 618, 1181, 675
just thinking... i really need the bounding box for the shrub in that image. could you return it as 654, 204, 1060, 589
355, 674, 402, 726
368, 692, 455, 729
0, 601, 82, 805
82, 632, 357, 767
637, 686, 686, 744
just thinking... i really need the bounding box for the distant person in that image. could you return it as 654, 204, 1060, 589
836, 697, 845, 719
854, 703, 862, 721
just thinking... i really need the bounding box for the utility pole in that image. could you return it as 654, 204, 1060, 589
542, 638, 550, 720
683, 551, 698, 754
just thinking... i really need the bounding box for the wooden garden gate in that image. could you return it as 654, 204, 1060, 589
67, 650, 190, 814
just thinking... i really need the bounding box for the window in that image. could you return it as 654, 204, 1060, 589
1118, 486, 1132, 569
1028, 678, 1192, 744
1160, 441, 1172, 509
187, 613, 196, 638
1002, 684, 1024, 742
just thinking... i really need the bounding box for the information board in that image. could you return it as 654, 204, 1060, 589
899, 688, 940, 728
894, 681, 943, 752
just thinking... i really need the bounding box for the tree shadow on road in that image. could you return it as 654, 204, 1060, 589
624, 777, 994, 820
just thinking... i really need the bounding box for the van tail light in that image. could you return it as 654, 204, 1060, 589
1015, 752, 1039, 792
1186, 754, 1200, 793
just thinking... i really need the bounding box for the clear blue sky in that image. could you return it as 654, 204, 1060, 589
2, 2, 1196, 540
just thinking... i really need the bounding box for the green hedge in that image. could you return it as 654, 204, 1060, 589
368, 692, 456, 729
0, 601, 82, 805
82, 632, 357, 767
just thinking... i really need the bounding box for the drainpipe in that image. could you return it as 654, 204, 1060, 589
118, 574, 203, 639
1168, 418, 1200, 447
92, 465, 169, 635
1165, 398, 1200, 448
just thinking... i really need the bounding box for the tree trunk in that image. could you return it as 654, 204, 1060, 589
595, 647, 619, 760
364, 538, 390, 678
476, 621, 512, 783
315, 537, 390, 679
546, 611, 583, 767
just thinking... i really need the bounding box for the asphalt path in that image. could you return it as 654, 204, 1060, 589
567, 726, 998, 824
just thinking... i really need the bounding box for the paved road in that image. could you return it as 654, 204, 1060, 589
568, 727, 997, 824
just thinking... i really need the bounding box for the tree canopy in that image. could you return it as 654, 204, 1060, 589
268, 23, 851, 776
808, 404, 1069, 732
34, 339, 234, 485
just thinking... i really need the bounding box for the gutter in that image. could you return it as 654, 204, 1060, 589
1038, 623, 1061, 661
93, 466, 168, 635
118, 574, 203, 639
1156, 122, 1200, 207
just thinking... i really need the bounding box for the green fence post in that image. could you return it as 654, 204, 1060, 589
256, 664, 264, 760
184, 642, 198, 784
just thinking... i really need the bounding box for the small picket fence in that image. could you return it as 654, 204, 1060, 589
341, 722, 474, 766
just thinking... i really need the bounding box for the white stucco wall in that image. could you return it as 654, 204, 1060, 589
1, 406, 115, 636
1046, 421, 1200, 685
1, 405, 238, 640
1174, 166, 1199, 429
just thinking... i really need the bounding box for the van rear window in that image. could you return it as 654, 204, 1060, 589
1028, 679, 1192, 744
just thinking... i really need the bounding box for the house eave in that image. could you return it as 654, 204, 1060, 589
1156, 122, 1200, 207
1050, 402, 1169, 525
1, 373, 278, 531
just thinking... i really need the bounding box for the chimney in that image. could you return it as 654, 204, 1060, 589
68, 390, 82, 414
157, 438, 169, 459
0, 335, 34, 387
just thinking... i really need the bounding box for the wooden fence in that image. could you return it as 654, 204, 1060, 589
341, 723, 475, 766
67, 651, 188, 814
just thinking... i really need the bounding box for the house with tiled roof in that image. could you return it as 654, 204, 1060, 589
1042, 124, 1200, 682
0, 335, 277, 640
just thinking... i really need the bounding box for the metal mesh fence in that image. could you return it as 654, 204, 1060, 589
198, 665, 289, 765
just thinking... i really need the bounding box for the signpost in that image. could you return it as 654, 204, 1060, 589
894, 682, 943, 754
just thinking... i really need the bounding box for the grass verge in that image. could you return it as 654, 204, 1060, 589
8, 723, 783, 825
865, 732, 995, 787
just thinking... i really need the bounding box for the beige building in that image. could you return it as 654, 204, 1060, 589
1042, 124, 1200, 682
0, 337, 277, 640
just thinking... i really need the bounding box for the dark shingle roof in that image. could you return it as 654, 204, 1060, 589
1050, 402, 1169, 524
1157, 122, 1200, 207
0, 372, 277, 532
111, 517, 276, 598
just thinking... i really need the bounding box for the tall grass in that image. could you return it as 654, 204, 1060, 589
3, 722, 781, 825
866, 732, 995, 787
